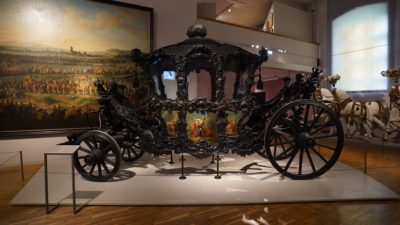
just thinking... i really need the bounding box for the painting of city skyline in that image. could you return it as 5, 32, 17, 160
0, 0, 153, 136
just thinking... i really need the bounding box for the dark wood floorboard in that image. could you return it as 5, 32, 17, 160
0, 141, 399, 225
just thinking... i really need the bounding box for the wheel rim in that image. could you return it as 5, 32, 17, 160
121, 136, 145, 162
265, 100, 344, 179
74, 130, 121, 181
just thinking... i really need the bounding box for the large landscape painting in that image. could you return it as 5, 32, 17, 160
0, 0, 152, 135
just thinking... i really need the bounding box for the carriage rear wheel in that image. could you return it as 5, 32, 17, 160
121, 134, 145, 162
264, 99, 344, 179
73, 130, 121, 181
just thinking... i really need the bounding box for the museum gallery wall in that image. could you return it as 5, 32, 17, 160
0, 0, 152, 136
0, 0, 197, 165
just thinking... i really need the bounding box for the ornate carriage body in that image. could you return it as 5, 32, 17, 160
67, 25, 344, 182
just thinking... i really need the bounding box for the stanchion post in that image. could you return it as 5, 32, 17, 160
44, 154, 49, 214
71, 156, 76, 214
19, 151, 24, 181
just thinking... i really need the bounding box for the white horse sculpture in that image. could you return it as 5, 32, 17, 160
318, 75, 397, 140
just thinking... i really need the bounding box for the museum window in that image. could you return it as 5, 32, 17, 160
331, 2, 388, 92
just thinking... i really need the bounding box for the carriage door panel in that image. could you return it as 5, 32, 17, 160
186, 112, 217, 145
226, 111, 243, 136
161, 110, 179, 136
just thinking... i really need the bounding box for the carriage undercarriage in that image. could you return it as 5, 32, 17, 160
64, 24, 344, 182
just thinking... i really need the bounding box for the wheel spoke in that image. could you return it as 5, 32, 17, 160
90, 136, 99, 149
129, 147, 139, 156
305, 147, 316, 172
276, 135, 295, 157
269, 139, 295, 146
127, 148, 132, 159
101, 162, 110, 174
89, 164, 96, 174
83, 139, 95, 150
313, 134, 338, 139
282, 117, 299, 133
275, 145, 295, 159
310, 147, 328, 163
279, 132, 295, 143
104, 158, 115, 166
315, 142, 336, 151
82, 163, 88, 169
283, 147, 299, 173
132, 144, 142, 149
276, 135, 286, 152
102, 143, 111, 152
78, 147, 91, 154
310, 119, 334, 136
273, 135, 278, 157
97, 163, 102, 176
272, 128, 293, 137
298, 148, 304, 175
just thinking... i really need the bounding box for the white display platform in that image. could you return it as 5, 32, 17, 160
10, 153, 399, 206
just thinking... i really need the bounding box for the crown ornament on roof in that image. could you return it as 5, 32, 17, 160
187, 24, 207, 38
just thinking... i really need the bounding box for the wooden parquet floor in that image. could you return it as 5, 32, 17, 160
1, 141, 399, 225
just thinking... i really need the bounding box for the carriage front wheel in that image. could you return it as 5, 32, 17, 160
73, 130, 121, 181
264, 99, 344, 179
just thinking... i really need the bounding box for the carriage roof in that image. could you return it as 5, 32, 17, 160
136, 24, 268, 101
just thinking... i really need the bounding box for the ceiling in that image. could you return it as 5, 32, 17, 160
216, 0, 272, 28
198, 0, 315, 29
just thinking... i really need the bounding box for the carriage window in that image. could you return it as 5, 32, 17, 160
162, 71, 177, 99
224, 72, 236, 100
188, 70, 212, 101
237, 70, 249, 99
152, 75, 161, 96
162, 71, 176, 80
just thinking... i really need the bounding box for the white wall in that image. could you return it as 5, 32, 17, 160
315, 0, 328, 71
121, 0, 197, 49
197, 2, 216, 19
273, 1, 313, 42
198, 18, 319, 72
0, 0, 197, 166
396, 0, 400, 68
